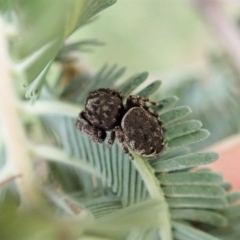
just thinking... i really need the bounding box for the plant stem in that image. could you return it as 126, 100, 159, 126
29, 144, 98, 176
0, 18, 45, 209
19, 100, 82, 118
133, 154, 172, 240
0, 174, 22, 188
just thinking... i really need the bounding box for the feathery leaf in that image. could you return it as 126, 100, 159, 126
154, 152, 219, 173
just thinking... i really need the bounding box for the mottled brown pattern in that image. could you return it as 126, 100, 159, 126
85, 89, 124, 130
122, 107, 164, 157
76, 88, 164, 159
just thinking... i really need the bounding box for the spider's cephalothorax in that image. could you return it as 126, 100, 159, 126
76, 88, 164, 158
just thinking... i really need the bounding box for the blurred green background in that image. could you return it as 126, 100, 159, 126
76, 0, 210, 75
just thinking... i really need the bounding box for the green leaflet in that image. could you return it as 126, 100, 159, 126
85, 198, 122, 218
163, 185, 226, 198
25, 61, 53, 99
196, 168, 212, 173
165, 120, 202, 141
92, 64, 126, 90
171, 209, 227, 227
76, 65, 126, 103
119, 72, 149, 95
60, 76, 89, 100
167, 197, 228, 209
158, 96, 178, 111
81, 0, 117, 24
57, 39, 104, 57
22, 39, 60, 86
167, 129, 210, 149
153, 152, 219, 172
37, 48, 67, 89
224, 205, 240, 220
221, 182, 232, 191
173, 222, 220, 240
150, 96, 179, 117
158, 172, 223, 186
227, 192, 240, 204
160, 106, 191, 125
136, 81, 162, 97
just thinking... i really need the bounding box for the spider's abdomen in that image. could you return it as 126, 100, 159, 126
85, 91, 124, 130
121, 107, 164, 157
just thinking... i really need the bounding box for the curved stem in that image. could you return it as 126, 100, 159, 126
132, 153, 172, 240
0, 18, 46, 209
19, 100, 82, 118
29, 143, 99, 176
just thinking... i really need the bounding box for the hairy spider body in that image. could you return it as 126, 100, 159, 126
122, 107, 164, 157
76, 88, 164, 158
83, 88, 124, 130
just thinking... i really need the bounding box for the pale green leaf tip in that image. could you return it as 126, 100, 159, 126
205, 151, 219, 161
142, 71, 149, 77
173, 96, 179, 101
200, 129, 210, 140
166, 95, 179, 104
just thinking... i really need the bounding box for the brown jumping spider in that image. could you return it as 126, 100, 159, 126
76, 88, 164, 158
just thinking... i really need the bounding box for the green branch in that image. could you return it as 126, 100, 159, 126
19, 100, 82, 118
133, 153, 172, 240
29, 144, 100, 176
0, 18, 46, 209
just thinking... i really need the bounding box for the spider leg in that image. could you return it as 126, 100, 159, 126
114, 126, 133, 159
141, 97, 163, 108
76, 114, 106, 143
77, 122, 106, 143
91, 88, 124, 100
108, 129, 116, 147
142, 105, 158, 117
78, 111, 92, 125
126, 95, 161, 119
162, 125, 166, 132
126, 95, 163, 109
